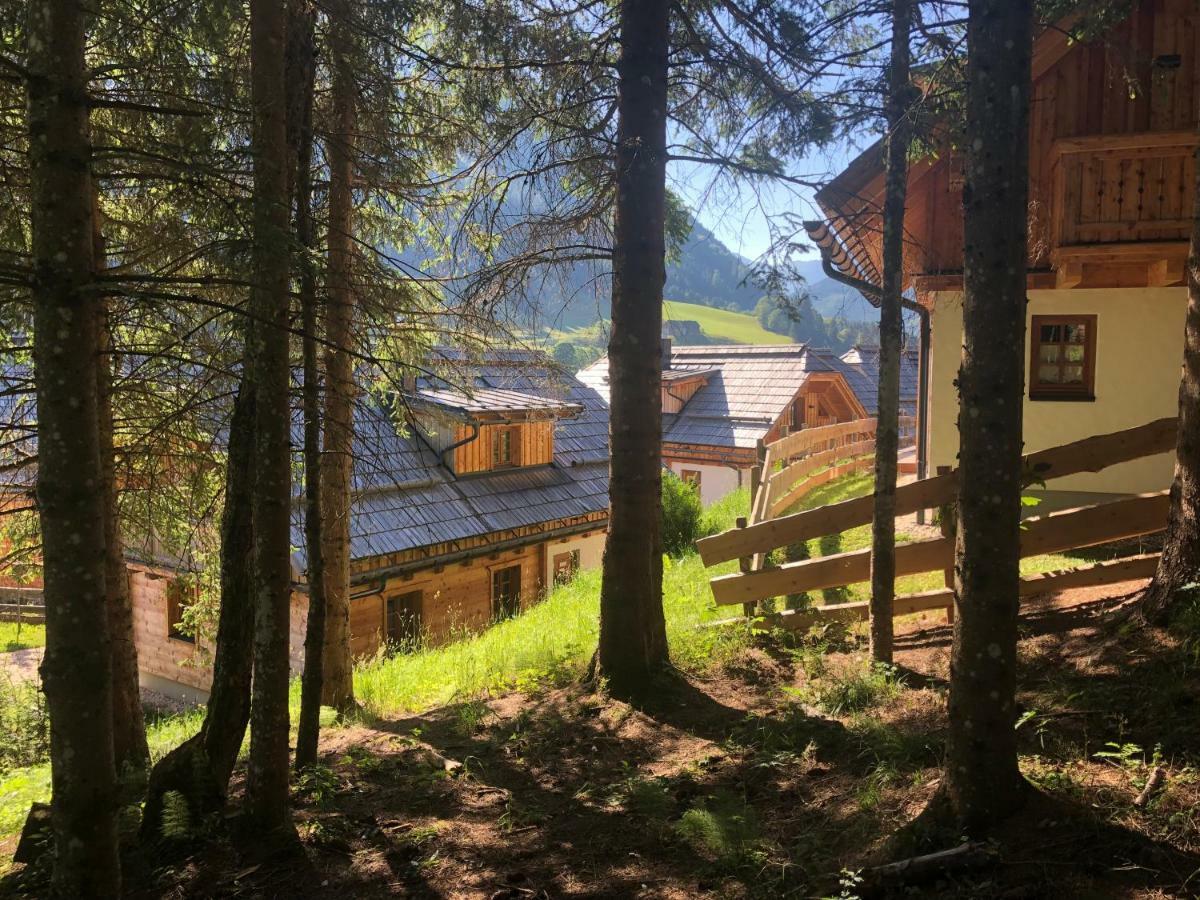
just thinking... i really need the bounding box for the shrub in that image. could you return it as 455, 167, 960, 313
662, 472, 703, 557
0, 676, 49, 775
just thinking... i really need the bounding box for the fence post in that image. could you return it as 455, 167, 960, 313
937, 464, 955, 625
736, 515, 755, 619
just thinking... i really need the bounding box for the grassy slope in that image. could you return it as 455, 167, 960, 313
0, 490, 753, 846
0, 476, 1121, 847
663, 300, 792, 345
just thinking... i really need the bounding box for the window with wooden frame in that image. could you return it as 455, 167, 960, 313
553, 549, 580, 585
491, 564, 522, 620
680, 469, 702, 491
166, 578, 195, 643
491, 425, 521, 468
1030, 315, 1096, 400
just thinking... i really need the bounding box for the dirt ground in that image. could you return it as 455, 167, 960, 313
8, 579, 1200, 899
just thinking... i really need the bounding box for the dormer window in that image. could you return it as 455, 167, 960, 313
492, 425, 521, 468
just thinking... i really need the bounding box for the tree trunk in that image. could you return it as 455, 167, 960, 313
944, 0, 1033, 834
93, 198, 151, 779
289, 0, 327, 770
595, 0, 671, 699
320, 0, 357, 713
869, 0, 914, 665
26, 0, 122, 893
245, 0, 295, 832
1141, 149, 1200, 624
141, 380, 256, 841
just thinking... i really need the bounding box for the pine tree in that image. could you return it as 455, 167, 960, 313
26, 0, 122, 891
869, 0, 916, 665
245, 0, 296, 831
1141, 155, 1200, 623
944, 0, 1034, 833
319, 0, 358, 713
594, 0, 673, 698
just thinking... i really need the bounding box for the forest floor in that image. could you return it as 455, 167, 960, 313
76, 579, 1200, 899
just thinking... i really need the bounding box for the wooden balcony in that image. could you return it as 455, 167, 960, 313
1049, 131, 1196, 288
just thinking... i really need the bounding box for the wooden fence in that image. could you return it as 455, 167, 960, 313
0, 586, 45, 625
699, 417, 1175, 629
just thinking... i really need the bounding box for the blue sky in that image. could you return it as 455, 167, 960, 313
672, 134, 873, 262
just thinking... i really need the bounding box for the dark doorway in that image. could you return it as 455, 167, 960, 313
386, 590, 423, 648
491, 565, 522, 620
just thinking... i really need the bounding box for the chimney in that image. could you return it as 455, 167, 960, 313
660, 336, 673, 371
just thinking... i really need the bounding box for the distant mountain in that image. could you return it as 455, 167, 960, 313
662, 222, 763, 311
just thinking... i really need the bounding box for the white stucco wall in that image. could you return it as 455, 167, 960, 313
542, 530, 607, 588
928, 287, 1184, 497
666, 460, 746, 506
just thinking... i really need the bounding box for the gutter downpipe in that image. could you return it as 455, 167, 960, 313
814, 254, 932, 522
438, 421, 480, 471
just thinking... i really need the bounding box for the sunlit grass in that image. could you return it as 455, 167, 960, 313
0, 622, 45, 653
354, 487, 752, 718
0, 703, 206, 843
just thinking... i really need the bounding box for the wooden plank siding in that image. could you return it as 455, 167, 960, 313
819, 0, 1200, 290
452, 421, 555, 474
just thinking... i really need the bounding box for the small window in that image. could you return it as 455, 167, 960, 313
1030, 315, 1096, 400
166, 578, 195, 643
491, 565, 522, 619
680, 469, 702, 491
385, 590, 423, 649
553, 550, 580, 585
492, 426, 521, 468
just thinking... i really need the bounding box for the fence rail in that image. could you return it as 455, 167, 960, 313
701, 416, 1176, 626
0, 587, 45, 625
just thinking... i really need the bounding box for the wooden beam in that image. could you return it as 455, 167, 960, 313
1148, 257, 1186, 287
1052, 241, 1189, 265
1056, 260, 1084, 289
698, 417, 1175, 566
763, 553, 1160, 631
1051, 130, 1199, 157
767, 417, 876, 460
911, 271, 1057, 293
710, 491, 1168, 606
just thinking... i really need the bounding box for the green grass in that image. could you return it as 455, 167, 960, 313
0, 489, 752, 845
0, 704, 206, 843
0, 622, 45, 653
354, 487, 753, 717
663, 300, 792, 345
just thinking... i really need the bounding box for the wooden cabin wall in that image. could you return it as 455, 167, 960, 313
662, 378, 705, 413
831, 0, 1200, 277
130, 569, 211, 693
452, 421, 555, 474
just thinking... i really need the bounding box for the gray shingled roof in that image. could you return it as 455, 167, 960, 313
294, 348, 610, 570
408, 385, 584, 420
579, 343, 854, 451
835, 345, 920, 417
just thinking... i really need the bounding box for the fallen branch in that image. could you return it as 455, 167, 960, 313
1134, 766, 1167, 808
862, 841, 998, 889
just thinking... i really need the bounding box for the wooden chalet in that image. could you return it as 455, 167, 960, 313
1, 350, 610, 702
579, 342, 867, 505
809, 0, 1199, 507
